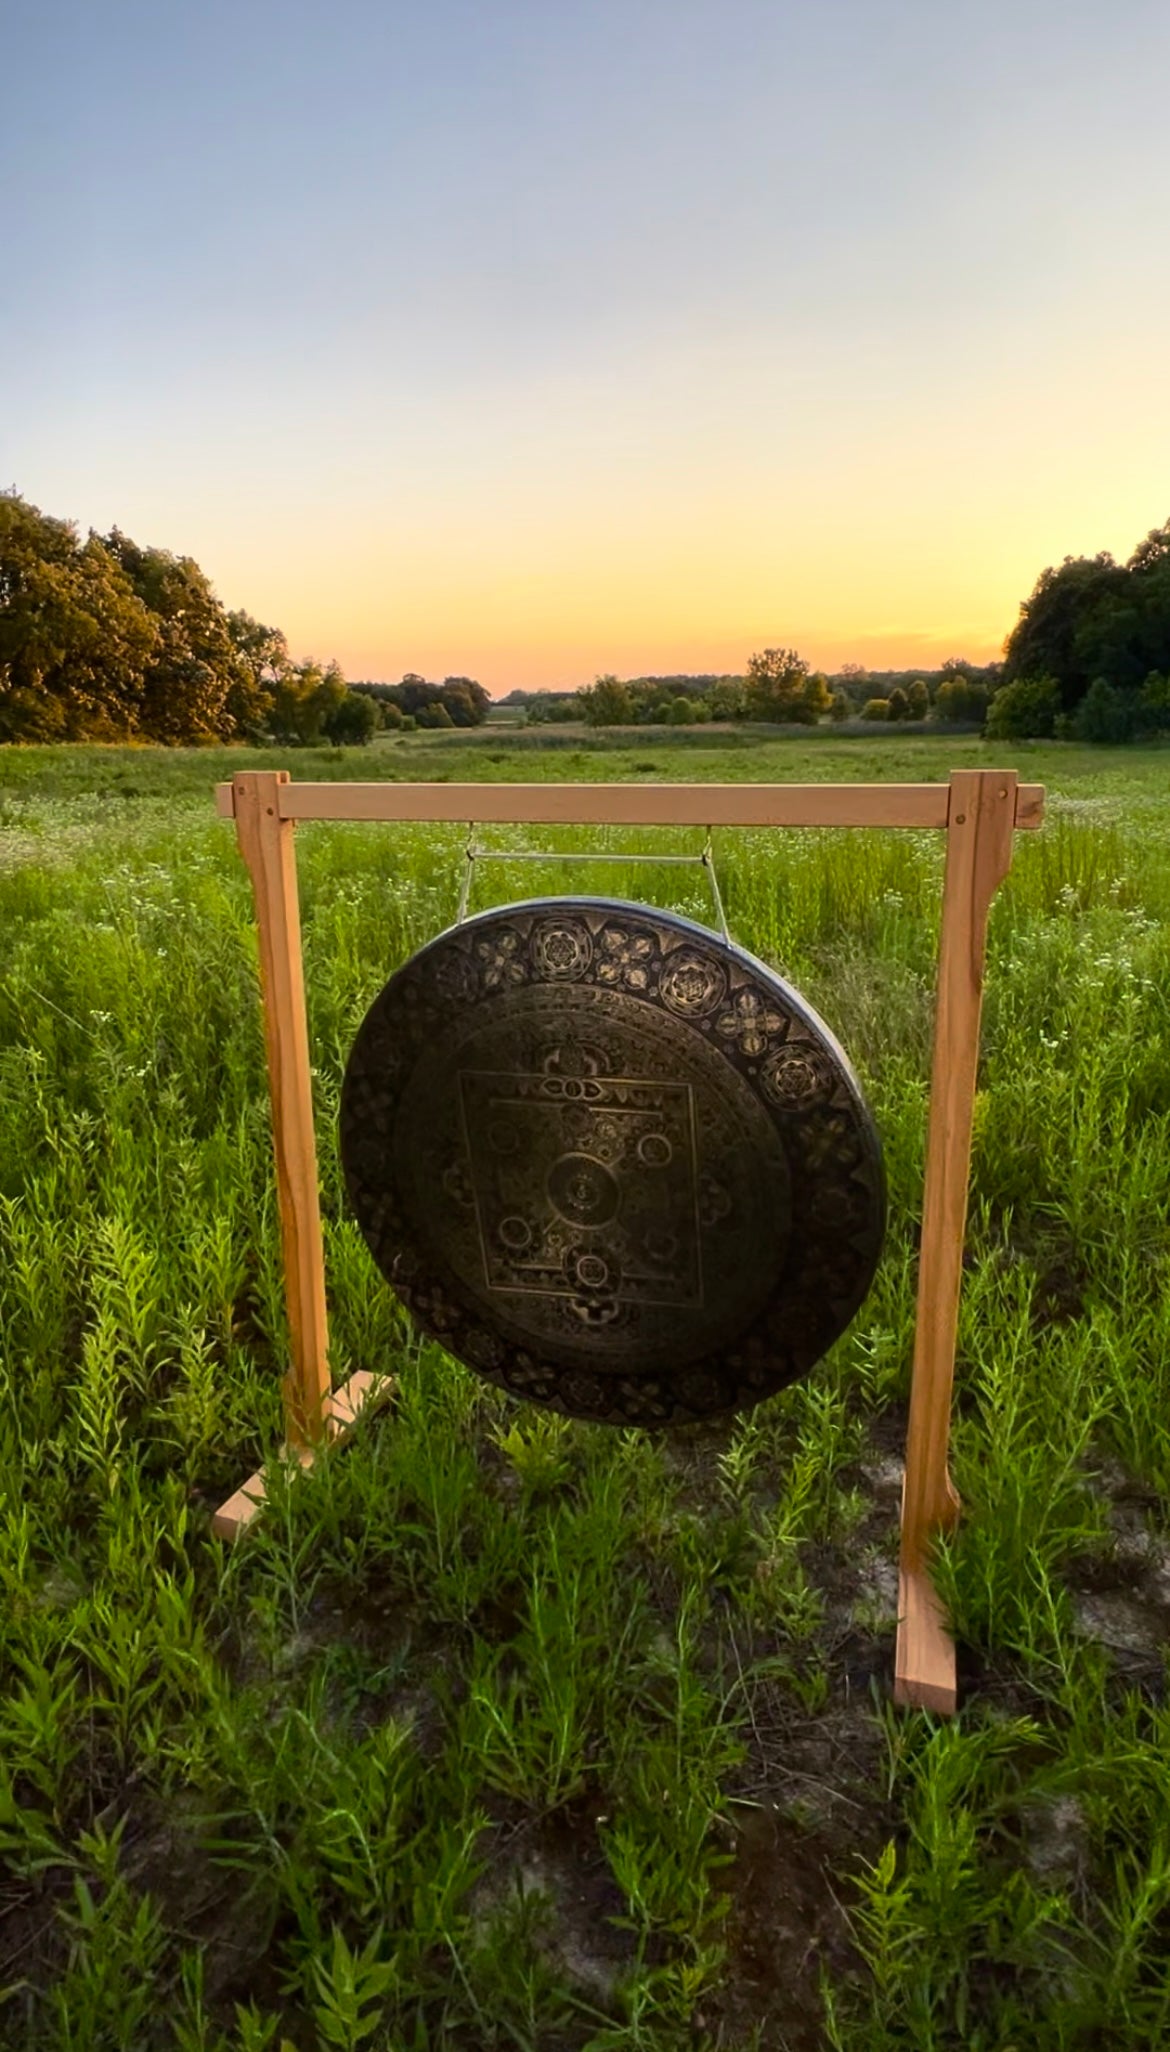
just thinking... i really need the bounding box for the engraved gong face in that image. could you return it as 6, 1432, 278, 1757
340, 899, 885, 1426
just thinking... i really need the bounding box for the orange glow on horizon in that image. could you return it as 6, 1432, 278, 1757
299, 626, 1008, 696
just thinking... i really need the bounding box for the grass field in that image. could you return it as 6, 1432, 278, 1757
1, 733, 1168, 2050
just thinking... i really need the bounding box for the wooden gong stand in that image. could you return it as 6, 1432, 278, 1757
211, 766, 1044, 1715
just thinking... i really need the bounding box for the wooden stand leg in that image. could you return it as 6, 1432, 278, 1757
894, 770, 1018, 1712
212, 773, 392, 1539
233, 770, 332, 1449
211, 1370, 396, 1540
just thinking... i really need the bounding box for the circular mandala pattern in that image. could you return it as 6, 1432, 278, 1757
760, 1043, 838, 1109
531, 919, 592, 980
637, 1132, 674, 1168
340, 897, 885, 1426
566, 1248, 618, 1293
659, 949, 727, 1017
547, 1153, 620, 1227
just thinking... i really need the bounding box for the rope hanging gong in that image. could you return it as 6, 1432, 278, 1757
340, 880, 886, 1426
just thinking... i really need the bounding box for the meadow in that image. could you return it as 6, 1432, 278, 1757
1, 731, 1168, 2051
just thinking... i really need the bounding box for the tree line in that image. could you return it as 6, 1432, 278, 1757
557, 519, 1170, 743
565, 653, 997, 729
348, 675, 491, 730
0, 493, 490, 746
5, 488, 1167, 747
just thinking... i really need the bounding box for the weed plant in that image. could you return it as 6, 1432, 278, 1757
0, 737, 1168, 2049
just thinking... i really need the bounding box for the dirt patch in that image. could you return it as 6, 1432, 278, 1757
1063, 1462, 1170, 1689
470, 1796, 637, 2012
1030, 1255, 1088, 1331
714, 1808, 862, 2052
0, 1784, 296, 2045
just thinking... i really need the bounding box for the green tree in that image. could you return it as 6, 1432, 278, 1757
1002, 554, 1138, 708
269, 659, 350, 745
906, 678, 930, 721
323, 688, 379, 746
935, 678, 989, 724
745, 647, 813, 721
708, 678, 745, 720
0, 494, 158, 739
802, 672, 831, 721
1070, 677, 1133, 744
861, 698, 890, 721
102, 531, 252, 742
829, 689, 850, 722
668, 695, 692, 724
415, 699, 454, 729
985, 675, 1060, 739
1127, 521, 1170, 683
578, 674, 633, 725
226, 610, 291, 736
886, 686, 909, 722
388, 674, 443, 719
1127, 519, 1170, 573
1136, 670, 1170, 735
440, 675, 491, 726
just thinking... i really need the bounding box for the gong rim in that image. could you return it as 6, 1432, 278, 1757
340, 897, 885, 1425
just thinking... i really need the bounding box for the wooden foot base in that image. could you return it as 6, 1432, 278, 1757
893, 1566, 958, 1715
211, 1369, 395, 1542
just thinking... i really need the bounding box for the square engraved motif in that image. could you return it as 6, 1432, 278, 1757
459, 1070, 703, 1308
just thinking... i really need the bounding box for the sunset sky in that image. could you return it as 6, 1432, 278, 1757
4, 0, 1169, 692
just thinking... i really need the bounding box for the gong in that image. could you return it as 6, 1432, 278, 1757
340, 898, 885, 1425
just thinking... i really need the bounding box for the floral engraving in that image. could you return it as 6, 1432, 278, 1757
474, 928, 526, 990
760, 1043, 837, 1108
430, 951, 478, 1007
530, 919, 592, 980
716, 988, 785, 1057
597, 925, 655, 990
659, 949, 727, 1017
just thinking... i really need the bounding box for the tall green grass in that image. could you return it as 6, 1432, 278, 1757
1, 738, 1168, 2049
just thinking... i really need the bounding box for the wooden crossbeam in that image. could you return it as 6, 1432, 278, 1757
216, 777, 1044, 831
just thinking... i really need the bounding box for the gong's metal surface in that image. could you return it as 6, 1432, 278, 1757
340, 899, 885, 1425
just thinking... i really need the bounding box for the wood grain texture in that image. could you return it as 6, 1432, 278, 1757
215, 777, 1045, 832
1015, 783, 1046, 829
326, 1368, 395, 1434
209, 1474, 269, 1541
275, 781, 954, 828
894, 1568, 959, 1714
894, 769, 1018, 1712
234, 771, 333, 1448
211, 1370, 394, 1540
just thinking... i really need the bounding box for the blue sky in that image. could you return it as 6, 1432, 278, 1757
3, 0, 1168, 688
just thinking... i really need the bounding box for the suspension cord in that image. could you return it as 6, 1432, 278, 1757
455, 827, 477, 925
455, 831, 730, 938
701, 834, 730, 941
